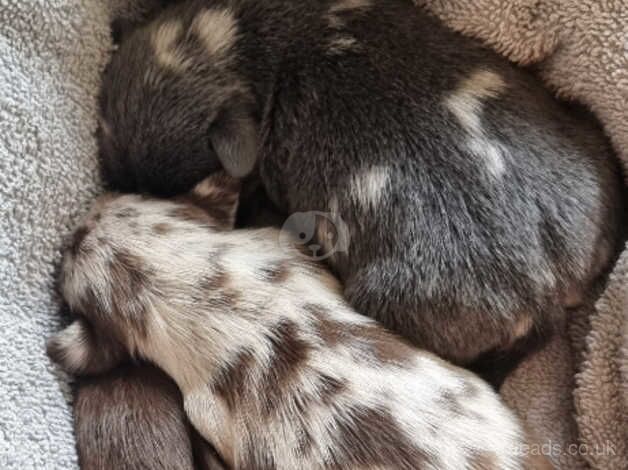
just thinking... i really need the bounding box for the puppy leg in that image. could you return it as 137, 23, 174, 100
74, 364, 196, 470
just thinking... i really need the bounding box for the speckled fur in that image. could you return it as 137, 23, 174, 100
49, 174, 550, 469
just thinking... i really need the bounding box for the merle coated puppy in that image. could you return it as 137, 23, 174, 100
48, 173, 551, 469
98, 0, 623, 366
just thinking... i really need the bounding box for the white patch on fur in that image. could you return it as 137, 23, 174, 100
327, 36, 359, 55
193, 8, 238, 58
445, 70, 508, 178
152, 20, 192, 71
349, 166, 389, 208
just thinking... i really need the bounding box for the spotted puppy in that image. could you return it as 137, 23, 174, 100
98, 0, 623, 368
49, 173, 550, 470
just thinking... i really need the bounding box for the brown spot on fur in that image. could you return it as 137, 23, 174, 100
199, 268, 241, 308
107, 248, 153, 337
316, 373, 346, 406
115, 207, 139, 219
259, 320, 310, 416
210, 348, 256, 412
287, 372, 347, 458
200, 268, 229, 290
355, 325, 415, 366
306, 303, 413, 367
70, 226, 89, 256
329, 405, 435, 469
169, 205, 212, 225
180, 174, 240, 229
152, 222, 173, 235
257, 261, 290, 283
305, 303, 342, 346
438, 390, 465, 416
181, 193, 238, 230
468, 450, 499, 469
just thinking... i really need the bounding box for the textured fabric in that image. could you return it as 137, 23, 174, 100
1, 0, 625, 469
0, 1, 112, 468
416, 1, 628, 469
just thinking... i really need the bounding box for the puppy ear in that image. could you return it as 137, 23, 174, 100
47, 318, 127, 376
189, 172, 241, 230
210, 103, 258, 178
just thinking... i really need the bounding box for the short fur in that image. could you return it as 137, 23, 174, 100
49, 174, 551, 469
98, 0, 623, 365
73, 364, 195, 470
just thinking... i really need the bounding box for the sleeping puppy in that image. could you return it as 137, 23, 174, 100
48, 173, 551, 470
47, 333, 226, 470
98, 0, 623, 367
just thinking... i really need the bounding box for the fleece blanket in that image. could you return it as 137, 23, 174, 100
0, 1, 625, 469
0, 1, 113, 467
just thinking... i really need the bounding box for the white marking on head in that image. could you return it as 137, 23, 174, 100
152, 20, 192, 71
193, 8, 238, 58
349, 166, 389, 208
327, 36, 359, 55
445, 70, 508, 178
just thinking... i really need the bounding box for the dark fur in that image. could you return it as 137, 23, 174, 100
99, 0, 623, 367
73, 364, 195, 470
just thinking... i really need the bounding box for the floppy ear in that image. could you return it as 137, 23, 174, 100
47, 318, 127, 376
210, 103, 259, 178
189, 172, 241, 230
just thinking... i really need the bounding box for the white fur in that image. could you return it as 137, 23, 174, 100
445, 69, 508, 178
349, 165, 389, 208
193, 8, 238, 58
151, 20, 192, 71
327, 36, 359, 55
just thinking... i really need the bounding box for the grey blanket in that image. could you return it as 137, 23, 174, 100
0, 0, 625, 468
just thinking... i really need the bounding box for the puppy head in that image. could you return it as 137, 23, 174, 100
52, 172, 240, 372
99, 3, 258, 196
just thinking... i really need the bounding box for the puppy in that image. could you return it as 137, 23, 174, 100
47, 328, 226, 470
48, 173, 551, 469
98, 0, 623, 367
